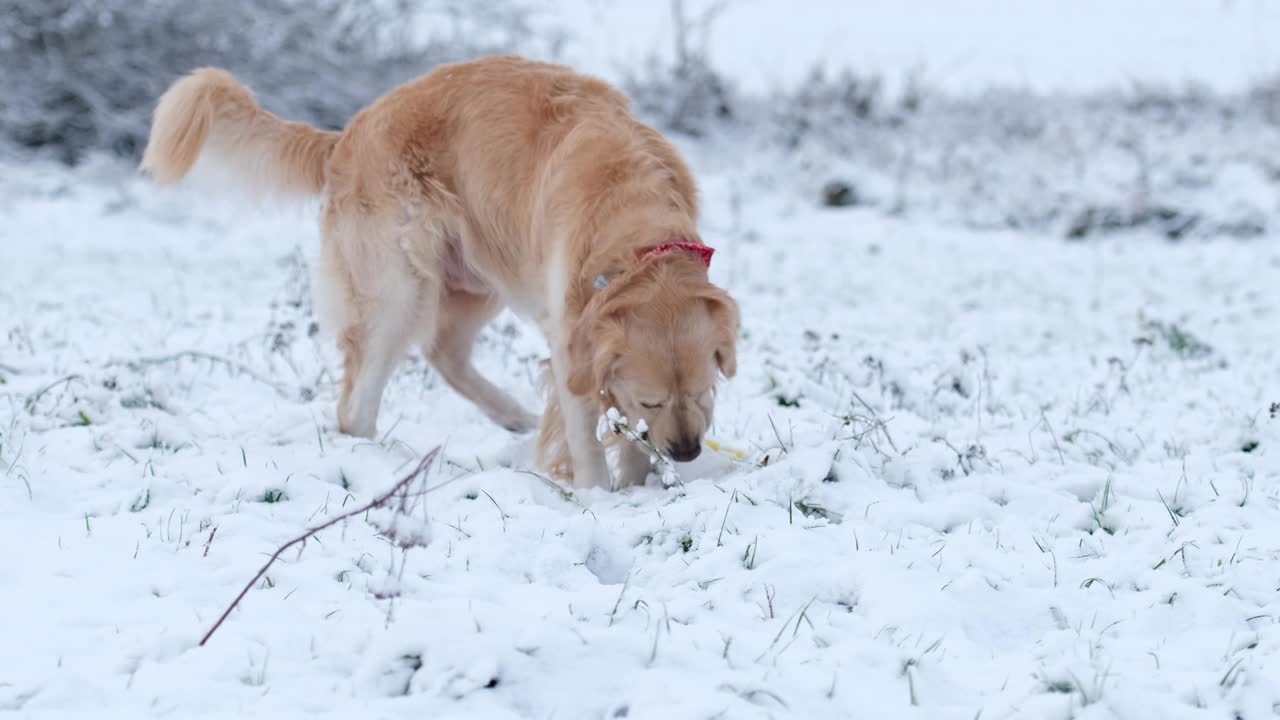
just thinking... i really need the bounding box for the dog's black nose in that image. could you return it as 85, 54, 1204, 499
667, 439, 702, 463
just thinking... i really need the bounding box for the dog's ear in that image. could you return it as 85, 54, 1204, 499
566, 302, 623, 396
702, 285, 740, 378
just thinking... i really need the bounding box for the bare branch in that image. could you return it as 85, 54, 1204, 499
199, 447, 440, 646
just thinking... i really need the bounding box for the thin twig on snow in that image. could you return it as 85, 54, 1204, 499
198, 447, 440, 646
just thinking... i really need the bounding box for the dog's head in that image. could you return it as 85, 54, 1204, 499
568, 253, 739, 463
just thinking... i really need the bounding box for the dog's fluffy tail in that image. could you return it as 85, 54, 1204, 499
141, 68, 339, 197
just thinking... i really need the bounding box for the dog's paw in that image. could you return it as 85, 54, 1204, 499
337, 415, 377, 439
617, 445, 654, 488
572, 469, 612, 490
496, 410, 539, 434
616, 466, 652, 488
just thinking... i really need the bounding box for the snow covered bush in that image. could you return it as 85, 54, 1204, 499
0, 0, 542, 163
622, 0, 735, 136
687, 79, 1280, 241
617, 2, 1280, 242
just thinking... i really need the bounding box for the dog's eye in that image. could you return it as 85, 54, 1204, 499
640, 401, 665, 410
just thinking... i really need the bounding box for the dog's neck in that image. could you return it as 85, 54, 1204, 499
591, 241, 712, 292
572, 205, 700, 292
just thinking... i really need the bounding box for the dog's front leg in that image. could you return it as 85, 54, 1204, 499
550, 350, 611, 489
616, 442, 652, 488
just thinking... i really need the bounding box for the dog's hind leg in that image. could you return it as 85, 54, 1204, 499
426, 289, 537, 433
329, 214, 428, 439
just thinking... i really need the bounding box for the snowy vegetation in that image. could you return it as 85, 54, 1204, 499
2, 2, 1279, 717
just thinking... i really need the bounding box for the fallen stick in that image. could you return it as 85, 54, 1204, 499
198, 447, 440, 646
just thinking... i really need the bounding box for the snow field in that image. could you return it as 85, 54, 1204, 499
1, 136, 1278, 718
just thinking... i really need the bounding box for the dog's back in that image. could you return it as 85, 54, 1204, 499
325, 56, 657, 236
142, 55, 693, 250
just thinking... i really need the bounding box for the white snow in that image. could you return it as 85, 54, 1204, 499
3, 5, 1280, 716
3, 140, 1277, 717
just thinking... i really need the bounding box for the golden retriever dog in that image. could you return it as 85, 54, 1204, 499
140, 55, 739, 489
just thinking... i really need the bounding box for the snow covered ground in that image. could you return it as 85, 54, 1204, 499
2, 136, 1278, 718
3, 3, 1280, 717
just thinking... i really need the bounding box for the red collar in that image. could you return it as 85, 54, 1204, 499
641, 241, 714, 268
595, 241, 714, 291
